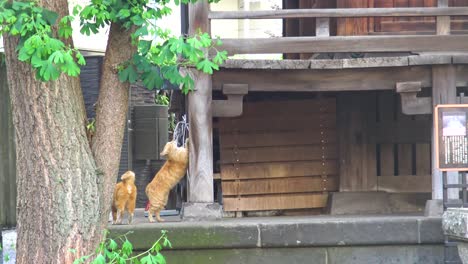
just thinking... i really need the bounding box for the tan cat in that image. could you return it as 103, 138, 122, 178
145, 139, 189, 222
112, 171, 137, 224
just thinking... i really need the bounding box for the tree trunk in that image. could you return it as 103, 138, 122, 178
92, 23, 136, 226
3, 0, 103, 263
4, 0, 138, 261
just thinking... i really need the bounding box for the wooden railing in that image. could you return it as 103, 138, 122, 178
189, 3, 468, 55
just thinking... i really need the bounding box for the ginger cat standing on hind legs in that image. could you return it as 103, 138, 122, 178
146, 139, 189, 223
112, 171, 137, 224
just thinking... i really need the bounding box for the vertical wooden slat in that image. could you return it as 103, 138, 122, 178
337, 0, 369, 36
283, 0, 300, 59
368, 0, 375, 33
378, 91, 396, 177
0, 64, 17, 227
298, 0, 316, 59
397, 96, 414, 176
395, 0, 410, 22
424, 0, 437, 21
409, 0, 425, 22
415, 114, 431, 177
366, 92, 378, 189
374, 0, 395, 32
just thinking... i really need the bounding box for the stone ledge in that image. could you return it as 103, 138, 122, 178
220, 53, 468, 70
109, 216, 444, 251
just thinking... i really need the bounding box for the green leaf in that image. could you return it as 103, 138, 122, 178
121, 239, 133, 256
155, 253, 166, 264
117, 9, 131, 19
108, 239, 118, 251
142, 71, 163, 90
139, 40, 152, 55
196, 59, 216, 75
92, 254, 105, 264
213, 51, 228, 65
140, 254, 153, 264
76, 52, 86, 66
163, 238, 172, 248
118, 64, 138, 83
41, 9, 59, 25
39, 62, 60, 81
49, 50, 64, 64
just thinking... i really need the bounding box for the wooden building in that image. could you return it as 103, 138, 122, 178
184, 0, 468, 217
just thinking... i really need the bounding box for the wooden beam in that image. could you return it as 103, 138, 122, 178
223, 193, 328, 212
209, 7, 468, 19
219, 35, 468, 54
377, 175, 432, 193
221, 176, 338, 195
213, 67, 433, 92
220, 161, 339, 180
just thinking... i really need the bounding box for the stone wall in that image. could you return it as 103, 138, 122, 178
110, 215, 447, 264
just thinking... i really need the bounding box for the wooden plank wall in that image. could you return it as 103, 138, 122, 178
0, 64, 17, 227
336, 0, 468, 35
338, 91, 432, 193
218, 98, 339, 212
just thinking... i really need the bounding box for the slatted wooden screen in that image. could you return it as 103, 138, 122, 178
336, 0, 468, 35
338, 91, 432, 193
218, 98, 339, 212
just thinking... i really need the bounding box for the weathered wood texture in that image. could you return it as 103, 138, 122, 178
0, 65, 16, 227
219, 98, 338, 212
209, 7, 468, 19
338, 92, 432, 193
219, 35, 468, 55
213, 67, 433, 92
432, 65, 457, 199
188, 70, 214, 203
187, 2, 214, 203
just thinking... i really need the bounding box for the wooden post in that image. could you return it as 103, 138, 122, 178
432, 65, 457, 200
187, 2, 214, 203
0, 64, 17, 227
436, 0, 450, 36
431, 0, 455, 201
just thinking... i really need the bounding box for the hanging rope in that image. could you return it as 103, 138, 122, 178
172, 114, 189, 148
171, 114, 190, 201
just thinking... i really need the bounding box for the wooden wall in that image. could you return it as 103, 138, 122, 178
218, 98, 339, 212
0, 64, 17, 227
338, 91, 432, 193
336, 0, 468, 35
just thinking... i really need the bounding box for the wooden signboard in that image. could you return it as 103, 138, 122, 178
435, 104, 468, 171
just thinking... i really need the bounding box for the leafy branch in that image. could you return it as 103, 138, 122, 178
0, 0, 227, 93
72, 230, 172, 264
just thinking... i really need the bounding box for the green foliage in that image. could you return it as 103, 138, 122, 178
0, 0, 84, 81
0, 0, 226, 94
72, 230, 171, 264
155, 91, 170, 106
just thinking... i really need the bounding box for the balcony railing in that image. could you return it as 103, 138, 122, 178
189, 3, 468, 56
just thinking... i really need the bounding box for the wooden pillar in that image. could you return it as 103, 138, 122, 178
431, 0, 455, 200
432, 65, 457, 200
187, 2, 214, 203
0, 64, 17, 227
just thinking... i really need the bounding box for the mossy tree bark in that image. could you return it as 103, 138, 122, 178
3, 0, 136, 263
